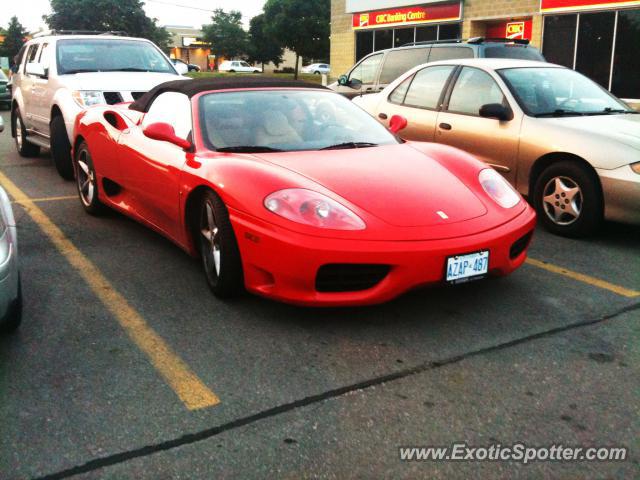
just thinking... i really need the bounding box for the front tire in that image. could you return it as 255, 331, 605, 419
198, 190, 243, 298
1, 278, 22, 334
12, 107, 41, 157
74, 141, 104, 215
533, 160, 603, 237
50, 115, 74, 180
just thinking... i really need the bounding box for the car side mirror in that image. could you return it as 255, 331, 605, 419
26, 62, 46, 78
479, 103, 512, 121
143, 122, 191, 150
388, 114, 408, 134
338, 74, 349, 86
349, 78, 363, 90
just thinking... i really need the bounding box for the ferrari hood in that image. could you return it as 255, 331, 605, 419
257, 144, 487, 227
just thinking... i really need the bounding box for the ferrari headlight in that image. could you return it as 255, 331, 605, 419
479, 168, 520, 208
264, 188, 365, 230
631, 162, 640, 174
72, 90, 106, 107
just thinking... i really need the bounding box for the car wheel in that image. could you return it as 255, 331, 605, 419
198, 190, 243, 298
12, 107, 41, 157
229, 70, 235, 73
1, 277, 22, 334
533, 160, 603, 237
314, 71, 320, 75
74, 141, 104, 215
50, 115, 74, 180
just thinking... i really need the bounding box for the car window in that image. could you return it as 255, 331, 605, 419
403, 65, 455, 109
484, 45, 545, 61
378, 47, 429, 85
26, 44, 40, 64
142, 92, 192, 141
348, 53, 383, 85
241, 62, 250, 67
428, 46, 474, 62
447, 67, 506, 116
0, 70, 7, 81
38, 43, 53, 71
388, 74, 414, 104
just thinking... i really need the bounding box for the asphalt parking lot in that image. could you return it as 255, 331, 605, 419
0, 109, 638, 479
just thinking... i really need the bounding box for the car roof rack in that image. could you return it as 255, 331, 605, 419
33, 30, 129, 38
467, 37, 531, 45
400, 39, 465, 47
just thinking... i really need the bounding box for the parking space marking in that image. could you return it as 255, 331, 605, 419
526, 257, 640, 298
0, 171, 220, 410
13, 195, 77, 204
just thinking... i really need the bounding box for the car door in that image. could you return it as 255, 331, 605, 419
435, 66, 521, 183
118, 91, 192, 239
20, 43, 41, 129
373, 65, 456, 142
336, 52, 383, 98
30, 42, 53, 134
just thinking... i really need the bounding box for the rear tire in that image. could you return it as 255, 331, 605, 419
197, 190, 243, 298
50, 115, 74, 180
1, 277, 22, 334
533, 160, 603, 238
74, 141, 105, 215
12, 107, 41, 157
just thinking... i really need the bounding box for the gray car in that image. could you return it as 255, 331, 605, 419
0, 117, 22, 333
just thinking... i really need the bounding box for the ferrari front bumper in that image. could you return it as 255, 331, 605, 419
231, 205, 536, 307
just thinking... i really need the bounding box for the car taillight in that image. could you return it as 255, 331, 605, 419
264, 188, 365, 230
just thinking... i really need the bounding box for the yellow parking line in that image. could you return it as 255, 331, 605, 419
13, 195, 77, 204
0, 171, 219, 410
526, 257, 640, 298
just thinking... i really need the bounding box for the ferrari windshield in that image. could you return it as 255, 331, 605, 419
498, 67, 633, 117
199, 90, 400, 152
56, 39, 176, 75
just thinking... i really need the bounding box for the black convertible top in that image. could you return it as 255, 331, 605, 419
129, 77, 328, 112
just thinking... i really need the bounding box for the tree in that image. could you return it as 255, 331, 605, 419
1, 17, 28, 68
247, 14, 283, 71
44, 0, 171, 51
202, 9, 248, 70
263, 0, 330, 79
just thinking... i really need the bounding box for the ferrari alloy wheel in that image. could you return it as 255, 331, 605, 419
12, 107, 41, 157
533, 160, 602, 238
198, 190, 243, 298
74, 141, 104, 215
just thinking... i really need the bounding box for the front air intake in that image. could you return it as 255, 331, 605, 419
315, 264, 390, 292
510, 231, 533, 259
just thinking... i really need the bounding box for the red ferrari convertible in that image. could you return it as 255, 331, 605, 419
72, 78, 535, 306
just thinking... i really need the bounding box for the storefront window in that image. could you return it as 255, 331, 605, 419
374, 29, 393, 51
356, 30, 374, 62
575, 11, 615, 89
611, 9, 640, 98
438, 23, 461, 40
394, 28, 415, 47
542, 14, 577, 68
416, 26, 437, 42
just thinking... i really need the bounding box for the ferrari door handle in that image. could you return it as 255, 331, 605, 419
439, 122, 452, 130
378, 113, 388, 120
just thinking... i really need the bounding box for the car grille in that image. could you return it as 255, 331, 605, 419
315, 264, 390, 292
131, 91, 146, 100
510, 231, 533, 259
103, 91, 124, 105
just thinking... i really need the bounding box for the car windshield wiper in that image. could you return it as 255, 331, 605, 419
597, 107, 638, 114
102, 67, 150, 72
61, 69, 99, 74
321, 142, 378, 150
215, 146, 284, 153
535, 109, 587, 118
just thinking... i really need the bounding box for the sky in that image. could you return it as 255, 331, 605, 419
0, 0, 267, 32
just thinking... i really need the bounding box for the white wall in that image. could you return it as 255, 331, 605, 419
346, 0, 444, 13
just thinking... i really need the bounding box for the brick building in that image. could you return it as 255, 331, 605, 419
330, 0, 640, 101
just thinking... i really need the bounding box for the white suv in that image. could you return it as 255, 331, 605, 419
11, 33, 182, 179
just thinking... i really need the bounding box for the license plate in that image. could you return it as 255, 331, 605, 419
446, 250, 489, 283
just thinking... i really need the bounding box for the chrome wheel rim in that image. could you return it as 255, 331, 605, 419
542, 176, 582, 226
76, 150, 95, 207
15, 118, 23, 150
201, 200, 221, 277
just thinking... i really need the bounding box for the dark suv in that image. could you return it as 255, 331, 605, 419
330, 37, 545, 98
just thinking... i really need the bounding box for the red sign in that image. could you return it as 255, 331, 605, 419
486, 19, 533, 40
541, 0, 640, 12
352, 3, 462, 30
